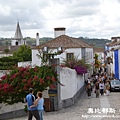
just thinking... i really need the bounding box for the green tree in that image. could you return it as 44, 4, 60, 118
4, 48, 9, 53
13, 45, 32, 61
94, 53, 100, 73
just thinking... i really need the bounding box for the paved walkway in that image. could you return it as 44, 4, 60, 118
8, 91, 120, 120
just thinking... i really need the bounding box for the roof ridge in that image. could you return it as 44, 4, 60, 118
35, 34, 92, 49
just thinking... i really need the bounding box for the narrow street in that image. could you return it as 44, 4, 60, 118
8, 91, 120, 120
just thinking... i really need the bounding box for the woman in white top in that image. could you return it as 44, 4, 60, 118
99, 81, 104, 95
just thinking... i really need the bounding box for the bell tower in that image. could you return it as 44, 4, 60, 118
11, 22, 26, 46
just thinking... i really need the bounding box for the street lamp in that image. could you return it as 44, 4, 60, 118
43, 46, 48, 53
42, 46, 63, 64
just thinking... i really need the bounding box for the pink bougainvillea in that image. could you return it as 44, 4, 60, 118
0, 65, 59, 104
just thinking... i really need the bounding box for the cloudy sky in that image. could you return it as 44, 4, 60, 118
0, 0, 120, 39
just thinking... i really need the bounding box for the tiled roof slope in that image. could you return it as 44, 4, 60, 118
35, 35, 92, 49
94, 47, 104, 53
106, 40, 118, 46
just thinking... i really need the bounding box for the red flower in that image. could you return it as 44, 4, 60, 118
51, 76, 56, 82
22, 79, 27, 83
0, 84, 3, 88
23, 86, 28, 91
34, 76, 38, 81
3, 83, 10, 89
40, 78, 44, 84
19, 67, 27, 72
46, 76, 51, 80
34, 68, 38, 72
1, 75, 7, 80
50, 84, 56, 89
11, 73, 17, 79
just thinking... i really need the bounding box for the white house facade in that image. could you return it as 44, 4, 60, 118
32, 28, 93, 69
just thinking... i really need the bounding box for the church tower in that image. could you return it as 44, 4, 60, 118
11, 22, 26, 46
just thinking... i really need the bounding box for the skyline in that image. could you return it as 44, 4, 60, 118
0, 0, 120, 39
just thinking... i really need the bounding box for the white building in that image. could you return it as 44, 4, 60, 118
105, 37, 120, 79
32, 28, 94, 74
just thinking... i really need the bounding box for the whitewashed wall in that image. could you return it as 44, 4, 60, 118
0, 54, 13, 58
0, 70, 7, 78
86, 48, 93, 64
32, 49, 42, 67
60, 67, 84, 100
32, 48, 82, 66
18, 61, 32, 67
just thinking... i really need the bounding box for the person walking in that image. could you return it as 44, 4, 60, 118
99, 81, 104, 95
95, 81, 100, 98
26, 88, 40, 120
105, 80, 110, 96
30, 92, 44, 120
86, 83, 92, 99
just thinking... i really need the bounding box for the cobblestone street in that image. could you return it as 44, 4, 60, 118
8, 91, 120, 120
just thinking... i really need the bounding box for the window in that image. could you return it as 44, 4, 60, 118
16, 41, 18, 45
66, 53, 74, 61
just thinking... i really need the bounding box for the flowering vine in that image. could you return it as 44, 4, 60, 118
62, 58, 90, 75
0, 65, 59, 105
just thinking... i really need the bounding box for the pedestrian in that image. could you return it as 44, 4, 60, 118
26, 88, 40, 120
99, 81, 104, 95
95, 81, 100, 98
105, 81, 110, 96
90, 79, 94, 91
86, 83, 91, 99
30, 92, 44, 120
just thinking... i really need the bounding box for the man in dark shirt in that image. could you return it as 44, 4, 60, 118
26, 88, 40, 120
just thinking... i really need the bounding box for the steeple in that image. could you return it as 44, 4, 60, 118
14, 22, 23, 39
11, 22, 26, 46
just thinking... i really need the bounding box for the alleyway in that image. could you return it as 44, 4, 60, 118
8, 91, 120, 120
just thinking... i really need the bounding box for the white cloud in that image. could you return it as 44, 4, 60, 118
0, 0, 120, 39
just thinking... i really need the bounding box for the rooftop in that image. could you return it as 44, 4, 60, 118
34, 35, 92, 49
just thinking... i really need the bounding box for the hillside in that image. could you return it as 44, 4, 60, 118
78, 37, 111, 48
0, 37, 111, 48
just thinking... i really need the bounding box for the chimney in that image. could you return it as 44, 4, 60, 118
54, 27, 66, 38
36, 33, 39, 46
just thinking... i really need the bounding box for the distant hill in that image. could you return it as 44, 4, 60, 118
78, 37, 111, 48
0, 37, 111, 48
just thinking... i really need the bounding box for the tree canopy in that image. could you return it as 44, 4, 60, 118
13, 45, 32, 61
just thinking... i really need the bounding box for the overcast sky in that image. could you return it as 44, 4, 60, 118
0, 0, 120, 39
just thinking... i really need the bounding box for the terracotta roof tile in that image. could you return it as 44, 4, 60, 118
106, 39, 119, 46
34, 35, 92, 49
94, 47, 105, 53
